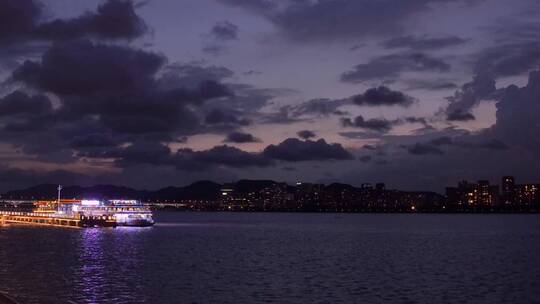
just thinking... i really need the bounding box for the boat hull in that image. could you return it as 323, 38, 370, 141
118, 219, 155, 227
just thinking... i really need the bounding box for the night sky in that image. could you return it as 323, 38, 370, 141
1, 0, 540, 192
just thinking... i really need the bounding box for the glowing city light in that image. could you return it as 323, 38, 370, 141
110, 200, 138, 205
81, 200, 101, 206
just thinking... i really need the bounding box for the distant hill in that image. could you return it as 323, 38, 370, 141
2, 180, 417, 202
1, 184, 148, 200
147, 181, 221, 201
227, 179, 279, 193
325, 183, 355, 192
2, 184, 60, 200
1, 181, 222, 201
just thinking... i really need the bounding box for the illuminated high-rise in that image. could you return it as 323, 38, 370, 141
501, 176, 515, 205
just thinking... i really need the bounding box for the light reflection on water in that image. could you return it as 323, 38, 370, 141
72, 228, 152, 304
77, 229, 108, 304
1, 212, 540, 304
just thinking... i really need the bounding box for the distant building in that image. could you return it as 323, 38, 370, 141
501, 176, 515, 205
446, 180, 498, 207
219, 184, 249, 210
515, 184, 540, 207
500, 176, 540, 208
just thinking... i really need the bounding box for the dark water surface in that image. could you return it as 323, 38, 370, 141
1, 212, 539, 304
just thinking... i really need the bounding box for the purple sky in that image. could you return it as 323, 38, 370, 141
1, 0, 540, 192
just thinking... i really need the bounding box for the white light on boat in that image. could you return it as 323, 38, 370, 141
110, 200, 138, 205
115, 214, 128, 221
81, 200, 100, 206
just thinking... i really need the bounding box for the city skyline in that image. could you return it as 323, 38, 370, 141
3, 174, 539, 213
2, 0, 540, 192
2, 173, 538, 198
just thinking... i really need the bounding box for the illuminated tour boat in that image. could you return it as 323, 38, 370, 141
0, 186, 154, 228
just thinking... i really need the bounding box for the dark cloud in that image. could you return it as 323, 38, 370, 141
461, 139, 508, 150
205, 109, 250, 128
0, 90, 52, 116
175, 145, 273, 169
243, 70, 262, 76
492, 70, 540, 154
13, 40, 228, 103
352, 86, 414, 107
441, 20, 540, 119
339, 131, 384, 140
114, 141, 173, 167
1, 39, 234, 163
78, 136, 358, 173
445, 74, 496, 119
12, 40, 164, 95
297, 130, 316, 140
341, 53, 450, 83
291, 98, 349, 117
34, 0, 147, 41
291, 88, 415, 123
263, 138, 353, 161
217, 0, 479, 42
403, 116, 428, 125
429, 136, 454, 146
0, 42, 48, 70
474, 41, 540, 78
203, 20, 238, 56
362, 144, 379, 151
342, 116, 395, 132
403, 143, 444, 155
0, 91, 64, 158
226, 85, 295, 114
70, 133, 121, 149
291, 88, 415, 119
341, 115, 427, 135
259, 105, 305, 125
404, 116, 435, 134
215, 0, 276, 14
400, 135, 507, 156
381, 35, 467, 50
210, 20, 239, 40
158, 63, 234, 89
375, 159, 389, 165
0, 0, 41, 42
158, 63, 280, 133
80, 142, 274, 170
0, 0, 146, 44
447, 110, 476, 121
359, 155, 372, 163
224, 131, 260, 143
404, 78, 458, 91
152, 70, 294, 133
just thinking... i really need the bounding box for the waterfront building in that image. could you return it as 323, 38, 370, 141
515, 184, 540, 207
501, 176, 516, 205
446, 180, 498, 207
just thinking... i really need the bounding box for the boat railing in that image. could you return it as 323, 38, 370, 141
0, 210, 79, 219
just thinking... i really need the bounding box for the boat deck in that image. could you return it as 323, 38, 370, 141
0, 211, 115, 228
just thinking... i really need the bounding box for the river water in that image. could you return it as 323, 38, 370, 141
1, 212, 539, 303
